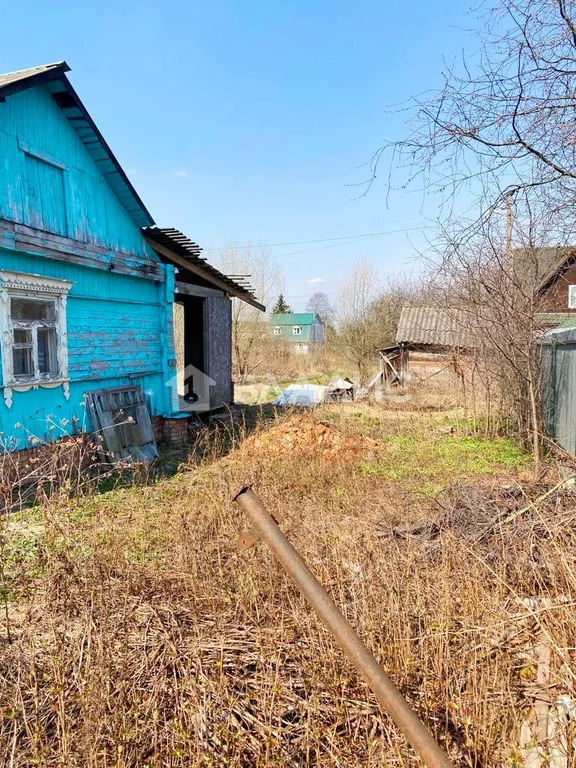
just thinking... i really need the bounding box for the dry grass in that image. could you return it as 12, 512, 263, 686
0, 402, 575, 766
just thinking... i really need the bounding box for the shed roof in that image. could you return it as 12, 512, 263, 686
143, 227, 265, 311
0, 61, 154, 228
541, 326, 576, 344
271, 313, 317, 325
396, 306, 471, 347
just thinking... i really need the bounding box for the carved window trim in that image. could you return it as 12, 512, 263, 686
0, 271, 72, 408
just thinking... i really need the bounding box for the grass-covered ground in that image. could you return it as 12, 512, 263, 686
0, 402, 575, 766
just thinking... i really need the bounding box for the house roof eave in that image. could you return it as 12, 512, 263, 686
143, 227, 265, 311
0, 61, 154, 228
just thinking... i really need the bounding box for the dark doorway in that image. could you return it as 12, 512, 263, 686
174, 294, 209, 410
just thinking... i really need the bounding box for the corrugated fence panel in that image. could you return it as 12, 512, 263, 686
553, 344, 576, 455
539, 344, 554, 438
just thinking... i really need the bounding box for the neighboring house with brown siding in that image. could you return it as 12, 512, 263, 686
533, 246, 576, 328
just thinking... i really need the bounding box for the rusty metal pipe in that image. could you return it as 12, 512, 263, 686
234, 487, 454, 768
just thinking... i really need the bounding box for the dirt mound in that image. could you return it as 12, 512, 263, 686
240, 416, 380, 460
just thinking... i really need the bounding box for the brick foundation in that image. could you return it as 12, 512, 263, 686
2, 434, 94, 474
152, 416, 190, 446
151, 416, 165, 443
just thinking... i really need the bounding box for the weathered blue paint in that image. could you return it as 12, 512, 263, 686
0, 81, 178, 450
0, 85, 155, 257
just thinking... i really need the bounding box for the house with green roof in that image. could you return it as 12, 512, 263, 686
269, 312, 325, 353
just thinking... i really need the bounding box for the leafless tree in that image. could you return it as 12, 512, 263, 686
336, 260, 430, 382
369, 273, 434, 347
336, 257, 382, 382
373, 0, 576, 242
428, 218, 547, 466
364, 0, 576, 462
306, 291, 335, 326
217, 245, 284, 380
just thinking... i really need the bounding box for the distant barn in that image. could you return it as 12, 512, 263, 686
374, 306, 472, 386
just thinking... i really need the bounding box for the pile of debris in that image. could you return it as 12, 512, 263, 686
240, 416, 380, 461
273, 378, 355, 407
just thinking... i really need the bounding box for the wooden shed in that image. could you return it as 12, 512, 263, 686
394, 306, 472, 378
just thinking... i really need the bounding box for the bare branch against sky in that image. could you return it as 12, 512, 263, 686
374, 0, 576, 244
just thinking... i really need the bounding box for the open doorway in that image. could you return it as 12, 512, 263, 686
173, 295, 210, 411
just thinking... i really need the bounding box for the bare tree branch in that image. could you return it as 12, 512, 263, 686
371, 0, 576, 236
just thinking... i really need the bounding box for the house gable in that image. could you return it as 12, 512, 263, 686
538, 257, 576, 315
270, 312, 324, 343
0, 79, 154, 258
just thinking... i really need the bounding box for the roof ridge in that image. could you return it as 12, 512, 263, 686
0, 61, 68, 78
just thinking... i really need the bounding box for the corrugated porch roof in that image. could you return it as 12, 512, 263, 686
143, 227, 265, 311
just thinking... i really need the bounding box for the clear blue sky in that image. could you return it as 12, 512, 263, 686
0, 0, 475, 310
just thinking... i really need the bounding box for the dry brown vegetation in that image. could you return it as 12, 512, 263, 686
237, 343, 351, 391
0, 398, 575, 766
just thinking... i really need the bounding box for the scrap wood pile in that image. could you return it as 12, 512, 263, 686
238, 415, 380, 461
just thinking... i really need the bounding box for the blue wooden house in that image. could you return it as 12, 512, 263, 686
0, 62, 263, 451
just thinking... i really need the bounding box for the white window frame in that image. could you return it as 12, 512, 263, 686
569, 285, 576, 309
0, 271, 72, 408
273, 326, 282, 336
293, 325, 302, 335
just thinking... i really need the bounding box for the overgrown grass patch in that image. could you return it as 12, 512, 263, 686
358, 432, 530, 483
2, 401, 569, 768
317, 404, 384, 439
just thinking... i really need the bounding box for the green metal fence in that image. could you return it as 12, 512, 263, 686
540, 327, 576, 455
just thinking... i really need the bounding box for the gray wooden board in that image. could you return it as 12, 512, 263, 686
86, 385, 158, 464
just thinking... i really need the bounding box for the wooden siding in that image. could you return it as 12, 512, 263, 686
0, 220, 164, 281
539, 262, 576, 313
23, 153, 67, 236
0, 246, 176, 449
0, 85, 156, 258
205, 295, 232, 407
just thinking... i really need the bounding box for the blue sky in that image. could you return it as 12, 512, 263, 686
0, 0, 475, 309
